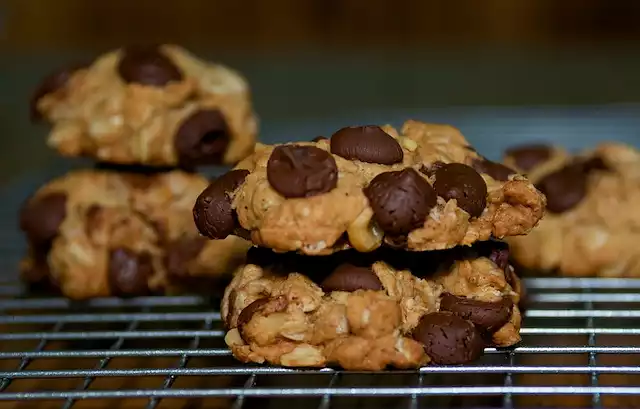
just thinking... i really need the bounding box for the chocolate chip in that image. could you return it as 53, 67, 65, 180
535, 163, 587, 213
108, 248, 153, 296
433, 163, 487, 218
267, 145, 338, 198
237, 297, 270, 332
174, 110, 230, 168
412, 312, 484, 365
582, 156, 610, 172
320, 264, 382, 292
419, 161, 445, 178
193, 169, 249, 239
19, 192, 67, 246
330, 126, 403, 165
489, 243, 510, 272
311, 136, 328, 142
505, 144, 552, 171
164, 237, 207, 277
472, 158, 516, 182
30, 63, 87, 121
117, 45, 183, 86
364, 169, 437, 235
439, 293, 514, 333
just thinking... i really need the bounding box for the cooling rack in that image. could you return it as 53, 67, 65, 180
1, 278, 640, 409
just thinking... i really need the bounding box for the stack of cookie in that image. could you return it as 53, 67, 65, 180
193, 121, 547, 369
20, 45, 257, 299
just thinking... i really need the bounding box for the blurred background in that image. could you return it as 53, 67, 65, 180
2, 0, 640, 185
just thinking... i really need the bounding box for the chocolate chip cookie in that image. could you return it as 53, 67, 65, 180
504, 142, 640, 276
222, 241, 522, 370
193, 120, 546, 254
31, 45, 257, 168
19, 169, 251, 299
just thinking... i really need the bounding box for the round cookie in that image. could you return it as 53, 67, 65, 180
222, 241, 522, 370
31, 45, 257, 168
193, 120, 546, 255
19, 169, 251, 299
504, 142, 640, 276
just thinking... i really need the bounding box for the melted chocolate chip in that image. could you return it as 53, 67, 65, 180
364, 169, 437, 235
117, 45, 183, 86
412, 312, 484, 365
320, 264, 383, 292
19, 192, 68, 246
237, 298, 271, 332
330, 126, 403, 165
439, 293, 514, 333
433, 163, 487, 217
30, 63, 87, 121
193, 169, 249, 239
536, 163, 588, 213
505, 144, 553, 171
489, 242, 510, 271
472, 158, 516, 182
175, 110, 230, 168
164, 237, 207, 277
267, 145, 338, 198
108, 248, 153, 296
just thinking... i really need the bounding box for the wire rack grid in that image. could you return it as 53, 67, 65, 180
1, 278, 640, 409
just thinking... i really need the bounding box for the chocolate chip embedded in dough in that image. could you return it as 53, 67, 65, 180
117, 45, 183, 86
433, 163, 487, 217
30, 63, 87, 121
108, 248, 153, 296
535, 163, 588, 214
164, 237, 207, 277
439, 293, 514, 333
19, 192, 68, 246
488, 241, 510, 272
237, 298, 271, 331
412, 311, 484, 365
505, 144, 553, 171
472, 158, 516, 182
364, 168, 437, 236
193, 169, 249, 239
175, 110, 230, 168
330, 125, 403, 165
320, 264, 383, 292
267, 145, 338, 198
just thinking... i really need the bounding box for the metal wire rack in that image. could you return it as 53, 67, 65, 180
1, 278, 640, 409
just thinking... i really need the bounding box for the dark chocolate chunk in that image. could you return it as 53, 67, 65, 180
117, 45, 183, 86
439, 293, 514, 333
320, 264, 383, 292
108, 248, 153, 296
175, 110, 230, 167
535, 163, 588, 213
267, 145, 338, 198
433, 163, 487, 217
412, 311, 484, 365
472, 158, 516, 182
330, 126, 403, 165
164, 237, 207, 277
364, 169, 437, 235
419, 161, 445, 178
582, 156, 610, 172
19, 192, 68, 246
193, 169, 249, 239
489, 242, 510, 272
237, 297, 271, 332
30, 63, 87, 121
505, 144, 552, 171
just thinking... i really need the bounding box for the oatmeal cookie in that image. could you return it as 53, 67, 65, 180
31, 45, 257, 167
193, 121, 546, 254
19, 169, 251, 299
505, 142, 640, 276
222, 241, 522, 370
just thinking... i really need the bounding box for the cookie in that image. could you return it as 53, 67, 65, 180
504, 142, 640, 276
222, 241, 522, 370
193, 120, 546, 254
31, 45, 258, 168
19, 169, 251, 299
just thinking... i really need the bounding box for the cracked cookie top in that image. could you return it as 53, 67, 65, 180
31, 45, 257, 168
194, 120, 546, 255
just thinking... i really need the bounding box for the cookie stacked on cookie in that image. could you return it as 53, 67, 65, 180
20, 45, 257, 299
193, 120, 547, 369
